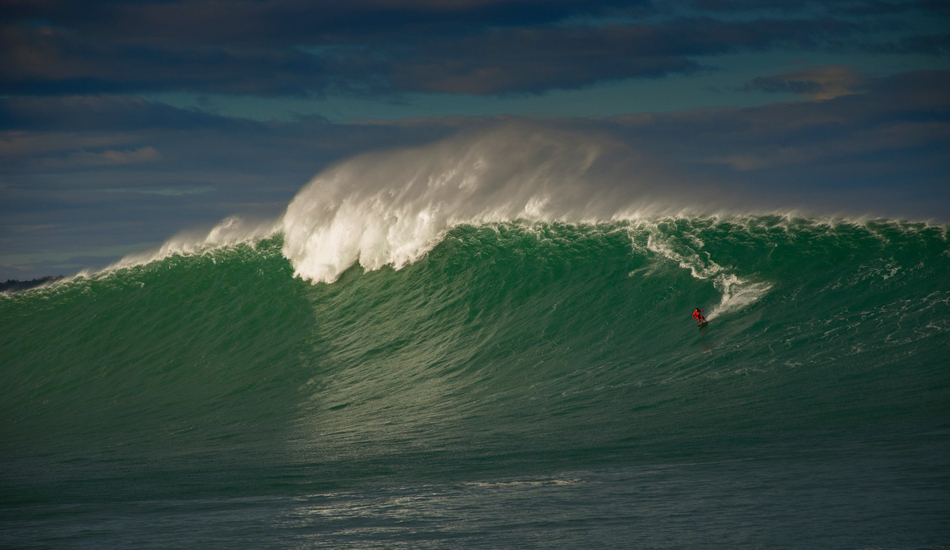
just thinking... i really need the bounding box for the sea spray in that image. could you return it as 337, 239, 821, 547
278, 124, 794, 284
281, 126, 624, 283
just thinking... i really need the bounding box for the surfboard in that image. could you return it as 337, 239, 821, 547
698, 321, 708, 328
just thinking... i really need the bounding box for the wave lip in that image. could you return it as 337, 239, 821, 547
280, 125, 664, 283
280, 124, 935, 285
71, 216, 281, 281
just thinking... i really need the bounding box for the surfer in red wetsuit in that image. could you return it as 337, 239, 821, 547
692, 308, 706, 326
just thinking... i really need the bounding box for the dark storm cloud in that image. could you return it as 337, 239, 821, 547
0, 23, 337, 96
2, 0, 944, 97
385, 17, 858, 94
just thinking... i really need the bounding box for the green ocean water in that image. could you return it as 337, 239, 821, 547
2, 217, 949, 549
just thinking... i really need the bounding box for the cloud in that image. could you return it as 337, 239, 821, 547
0, 1, 647, 44
869, 32, 950, 55
0, 23, 336, 96
384, 15, 874, 95
668, 0, 948, 16
598, 70, 950, 214
0, 131, 138, 160
0, 1, 944, 97
744, 65, 871, 99
101, 186, 214, 196
0, 95, 261, 133
30, 145, 163, 171
0, 15, 861, 96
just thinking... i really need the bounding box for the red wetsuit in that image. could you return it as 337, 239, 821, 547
692, 309, 706, 324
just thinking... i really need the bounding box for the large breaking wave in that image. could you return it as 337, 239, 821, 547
82, 123, 838, 287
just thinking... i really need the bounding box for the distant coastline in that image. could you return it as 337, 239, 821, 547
1, 276, 64, 293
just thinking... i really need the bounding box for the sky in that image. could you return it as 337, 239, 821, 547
1, 0, 948, 280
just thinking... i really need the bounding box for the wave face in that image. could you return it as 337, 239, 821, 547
3, 217, 949, 548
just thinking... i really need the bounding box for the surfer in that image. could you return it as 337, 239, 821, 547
692, 308, 706, 326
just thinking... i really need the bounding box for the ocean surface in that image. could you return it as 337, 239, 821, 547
3, 128, 950, 549
2, 216, 948, 549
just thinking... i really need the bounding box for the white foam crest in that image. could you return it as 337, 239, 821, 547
708, 275, 771, 320
627, 219, 771, 319
282, 124, 668, 283
279, 123, 941, 285
100, 215, 280, 275
643, 230, 723, 280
